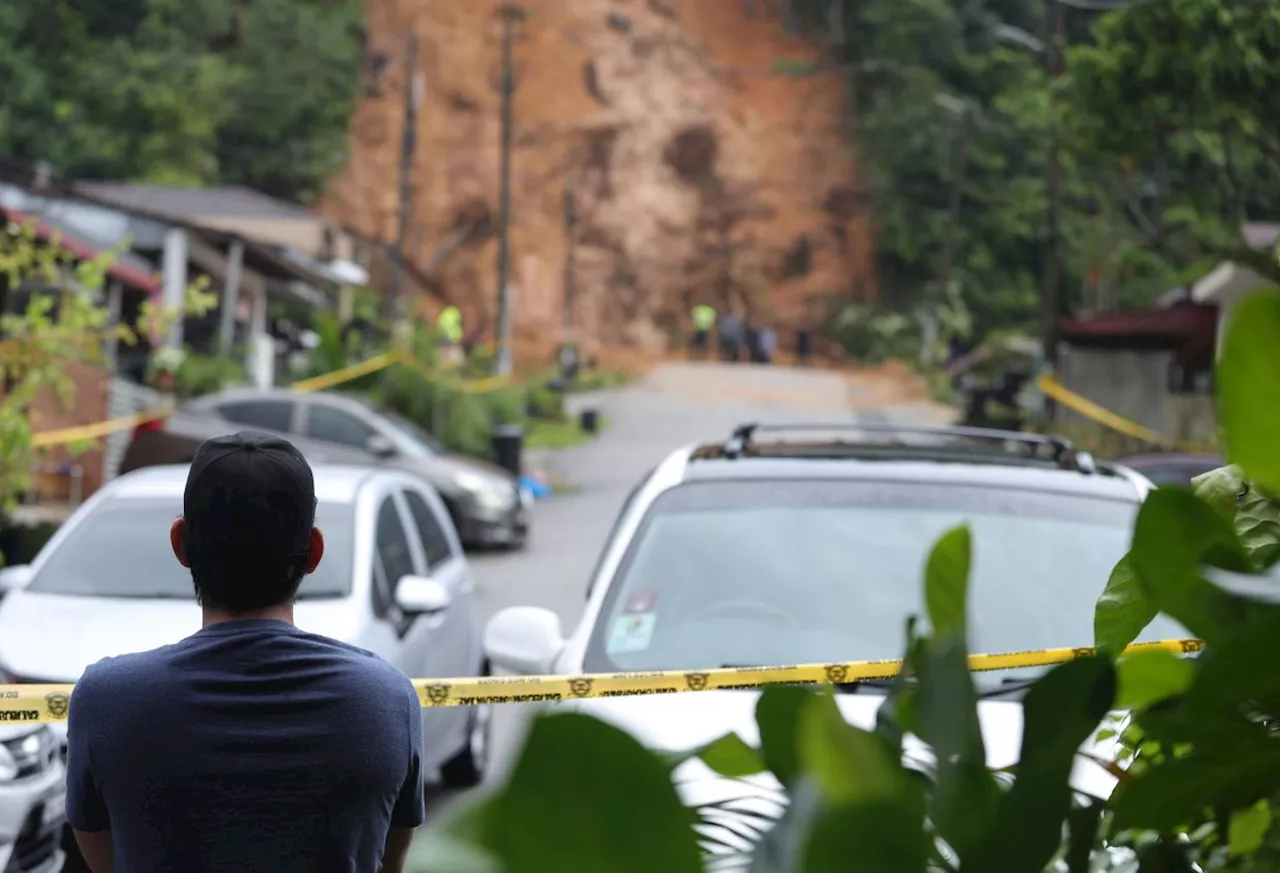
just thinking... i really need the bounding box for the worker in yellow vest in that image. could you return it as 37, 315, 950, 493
435, 305, 464, 368
690, 303, 716, 359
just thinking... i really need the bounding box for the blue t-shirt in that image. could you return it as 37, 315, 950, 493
65, 619, 426, 873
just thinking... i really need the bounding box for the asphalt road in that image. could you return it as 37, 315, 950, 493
413, 361, 951, 849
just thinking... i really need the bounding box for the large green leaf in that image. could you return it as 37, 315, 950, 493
1189, 464, 1280, 570
1128, 488, 1254, 644
1228, 799, 1272, 857
1111, 742, 1280, 833
695, 732, 767, 778
1217, 290, 1280, 495
482, 712, 703, 873
964, 657, 1116, 873
874, 620, 923, 754
1095, 553, 1157, 655
1123, 611, 1280, 818
1183, 609, 1280, 721
914, 629, 999, 859
798, 691, 904, 805
1115, 649, 1193, 710
1192, 465, 1245, 521
912, 526, 999, 860
746, 779, 823, 873
755, 686, 811, 788
1235, 484, 1280, 570
795, 693, 928, 873
799, 794, 929, 873
411, 795, 503, 873
410, 832, 503, 873
924, 525, 972, 638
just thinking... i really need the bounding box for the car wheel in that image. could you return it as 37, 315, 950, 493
439, 696, 492, 789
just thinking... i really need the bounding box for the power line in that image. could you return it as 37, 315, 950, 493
494, 4, 519, 377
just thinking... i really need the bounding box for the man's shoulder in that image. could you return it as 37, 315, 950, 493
79, 646, 172, 690
298, 633, 417, 697
79, 630, 413, 697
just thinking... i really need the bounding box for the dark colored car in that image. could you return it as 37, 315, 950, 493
1115, 452, 1223, 488
118, 388, 530, 549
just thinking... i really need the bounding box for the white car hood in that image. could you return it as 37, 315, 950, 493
566, 690, 1120, 858
0, 591, 363, 683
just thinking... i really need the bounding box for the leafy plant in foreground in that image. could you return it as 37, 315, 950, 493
410, 290, 1280, 870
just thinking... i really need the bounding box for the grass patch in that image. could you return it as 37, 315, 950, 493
568, 370, 632, 393
523, 414, 610, 449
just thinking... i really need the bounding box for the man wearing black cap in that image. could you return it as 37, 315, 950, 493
64, 431, 426, 873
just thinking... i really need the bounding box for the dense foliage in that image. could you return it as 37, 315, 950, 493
786, 0, 1280, 345
0, 220, 213, 512
409, 283, 1280, 872
0, 0, 363, 203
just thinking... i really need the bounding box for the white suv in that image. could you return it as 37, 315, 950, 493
0, 724, 64, 873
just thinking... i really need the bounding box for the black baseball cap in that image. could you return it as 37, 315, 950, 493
183, 431, 317, 574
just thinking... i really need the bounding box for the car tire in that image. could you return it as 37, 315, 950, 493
439, 675, 493, 789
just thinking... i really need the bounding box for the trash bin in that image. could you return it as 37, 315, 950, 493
492, 424, 525, 478
580, 407, 599, 434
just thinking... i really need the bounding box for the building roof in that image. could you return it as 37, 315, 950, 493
1059, 300, 1218, 355
2, 205, 161, 295
73, 183, 313, 222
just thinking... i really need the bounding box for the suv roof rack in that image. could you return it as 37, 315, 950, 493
719, 421, 1098, 474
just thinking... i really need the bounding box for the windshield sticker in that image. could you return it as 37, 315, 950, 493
623, 588, 658, 614
606, 612, 657, 654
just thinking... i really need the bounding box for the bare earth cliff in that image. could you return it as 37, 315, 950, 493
323, 0, 875, 354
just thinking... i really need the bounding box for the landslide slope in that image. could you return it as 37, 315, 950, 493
323, 0, 874, 353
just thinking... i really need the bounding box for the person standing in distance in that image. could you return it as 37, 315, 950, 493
65, 431, 426, 873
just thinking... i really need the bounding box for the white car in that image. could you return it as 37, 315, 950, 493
482, 423, 1190, 861
0, 464, 492, 796
0, 724, 64, 873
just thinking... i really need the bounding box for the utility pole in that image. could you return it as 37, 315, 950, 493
562, 148, 577, 338
494, 4, 520, 377
937, 109, 972, 305
388, 30, 421, 339
1041, 0, 1065, 364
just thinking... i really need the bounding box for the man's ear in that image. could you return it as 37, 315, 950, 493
170, 518, 190, 568
306, 526, 325, 574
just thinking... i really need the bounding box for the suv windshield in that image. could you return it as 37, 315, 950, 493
584, 479, 1187, 683
26, 498, 356, 599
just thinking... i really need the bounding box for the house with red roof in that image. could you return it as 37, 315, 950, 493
1053, 296, 1219, 446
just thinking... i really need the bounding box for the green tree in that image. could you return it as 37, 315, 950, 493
0, 0, 362, 203
1066, 0, 1280, 284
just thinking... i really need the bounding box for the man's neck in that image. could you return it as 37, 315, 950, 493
202, 602, 294, 628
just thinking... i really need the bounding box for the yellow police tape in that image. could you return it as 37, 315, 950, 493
29, 352, 511, 449
0, 638, 1202, 723
1036, 375, 1173, 446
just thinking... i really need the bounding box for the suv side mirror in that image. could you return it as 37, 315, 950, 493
483, 607, 564, 675
394, 575, 451, 614
0, 565, 34, 594
366, 433, 396, 458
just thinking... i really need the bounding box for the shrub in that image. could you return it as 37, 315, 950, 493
173, 353, 246, 398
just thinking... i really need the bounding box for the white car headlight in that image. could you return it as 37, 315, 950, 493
455, 471, 513, 510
